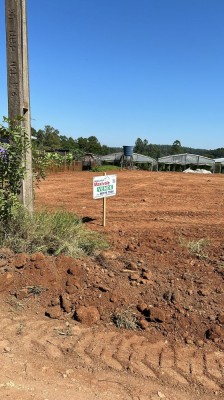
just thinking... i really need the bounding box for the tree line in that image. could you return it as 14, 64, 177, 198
31, 126, 121, 156
31, 126, 224, 159
134, 138, 224, 159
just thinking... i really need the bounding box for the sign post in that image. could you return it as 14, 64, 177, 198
103, 195, 106, 227
93, 173, 117, 227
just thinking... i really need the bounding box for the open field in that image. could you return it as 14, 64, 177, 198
0, 170, 223, 399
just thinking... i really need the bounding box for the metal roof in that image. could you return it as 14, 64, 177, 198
100, 152, 122, 162
214, 158, 224, 164
158, 153, 215, 166
100, 152, 157, 164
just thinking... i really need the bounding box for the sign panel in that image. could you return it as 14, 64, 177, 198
93, 174, 117, 199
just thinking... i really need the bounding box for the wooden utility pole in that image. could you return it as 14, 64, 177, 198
5, 0, 33, 212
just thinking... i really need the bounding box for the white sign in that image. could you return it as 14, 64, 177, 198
93, 174, 117, 199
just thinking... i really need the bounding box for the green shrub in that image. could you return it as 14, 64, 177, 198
0, 117, 29, 224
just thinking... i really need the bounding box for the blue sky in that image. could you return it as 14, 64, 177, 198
0, 0, 224, 149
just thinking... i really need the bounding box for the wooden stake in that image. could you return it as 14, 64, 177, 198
103, 196, 106, 227
103, 172, 106, 227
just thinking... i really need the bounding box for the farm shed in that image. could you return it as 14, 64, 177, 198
82, 153, 100, 170
214, 158, 224, 173
100, 152, 157, 170
158, 153, 215, 172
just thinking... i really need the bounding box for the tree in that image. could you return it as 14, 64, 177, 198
134, 138, 144, 153
134, 138, 149, 155
148, 144, 160, 159
59, 135, 79, 152
171, 140, 182, 154
43, 126, 61, 150
34, 129, 45, 149
76, 136, 102, 154
77, 137, 88, 152
100, 144, 110, 155
86, 136, 101, 154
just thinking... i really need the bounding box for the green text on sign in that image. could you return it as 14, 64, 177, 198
97, 185, 113, 192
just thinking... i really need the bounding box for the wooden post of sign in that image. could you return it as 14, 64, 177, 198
103, 196, 106, 227
103, 172, 106, 226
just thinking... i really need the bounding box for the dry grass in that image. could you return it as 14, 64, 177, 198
180, 237, 209, 259
0, 208, 109, 258
111, 308, 138, 330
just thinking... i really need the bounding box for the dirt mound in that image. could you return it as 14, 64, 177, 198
0, 239, 223, 349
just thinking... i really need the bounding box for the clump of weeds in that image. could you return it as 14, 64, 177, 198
180, 237, 210, 259
111, 308, 139, 330
0, 208, 109, 258
26, 285, 46, 296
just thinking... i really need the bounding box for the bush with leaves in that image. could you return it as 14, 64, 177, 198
32, 148, 50, 185
46, 151, 73, 166
0, 117, 30, 224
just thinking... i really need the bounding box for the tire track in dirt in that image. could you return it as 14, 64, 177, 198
36, 326, 224, 392
1, 314, 223, 396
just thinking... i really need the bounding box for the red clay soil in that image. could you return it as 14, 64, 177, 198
0, 170, 223, 400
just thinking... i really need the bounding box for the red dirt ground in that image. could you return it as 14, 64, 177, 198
0, 170, 223, 400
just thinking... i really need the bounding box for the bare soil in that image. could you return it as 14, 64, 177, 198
0, 170, 223, 400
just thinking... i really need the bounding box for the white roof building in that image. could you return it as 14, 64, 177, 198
100, 152, 157, 165
158, 153, 215, 167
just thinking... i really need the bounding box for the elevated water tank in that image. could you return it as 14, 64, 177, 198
123, 146, 133, 157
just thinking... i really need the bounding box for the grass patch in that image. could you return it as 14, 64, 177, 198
26, 285, 46, 296
91, 165, 120, 172
111, 308, 138, 330
0, 207, 109, 257
180, 237, 209, 259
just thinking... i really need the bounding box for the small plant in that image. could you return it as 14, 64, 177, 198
111, 308, 138, 330
6, 297, 25, 311
26, 285, 46, 296
16, 322, 25, 335
180, 238, 209, 259
216, 263, 224, 275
